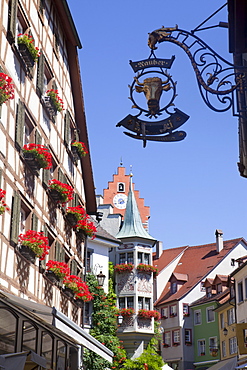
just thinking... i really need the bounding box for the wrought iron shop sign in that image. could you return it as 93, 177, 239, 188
117, 51, 189, 147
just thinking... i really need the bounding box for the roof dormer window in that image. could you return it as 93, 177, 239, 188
171, 282, 177, 294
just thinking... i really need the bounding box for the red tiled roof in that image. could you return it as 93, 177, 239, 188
154, 238, 245, 307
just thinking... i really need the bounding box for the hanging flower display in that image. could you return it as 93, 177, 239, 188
63, 274, 93, 302
0, 72, 15, 105
46, 89, 64, 112
17, 33, 40, 62
138, 309, 161, 321
137, 263, 158, 275
71, 141, 88, 158
18, 230, 50, 260
22, 144, 52, 170
0, 189, 10, 215
114, 263, 134, 273
65, 205, 86, 226
76, 217, 97, 239
46, 260, 70, 280
119, 308, 135, 317
48, 179, 74, 205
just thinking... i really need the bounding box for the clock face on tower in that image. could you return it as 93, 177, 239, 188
113, 193, 128, 209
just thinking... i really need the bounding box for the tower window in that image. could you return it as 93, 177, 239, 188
118, 183, 125, 192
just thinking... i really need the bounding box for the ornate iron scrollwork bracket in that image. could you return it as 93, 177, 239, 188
148, 26, 246, 116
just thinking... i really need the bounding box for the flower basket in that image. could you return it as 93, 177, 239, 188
138, 309, 161, 321
0, 73, 14, 105
45, 89, 64, 114
74, 298, 84, 308
19, 244, 37, 263
76, 217, 97, 239
45, 270, 60, 284
48, 179, 74, 206
71, 142, 88, 159
137, 263, 158, 275
22, 144, 52, 170
114, 263, 134, 273
65, 206, 86, 227
63, 275, 93, 302
17, 34, 39, 66
119, 308, 135, 317
18, 230, 50, 261
46, 260, 70, 281
63, 286, 74, 299
0, 189, 10, 215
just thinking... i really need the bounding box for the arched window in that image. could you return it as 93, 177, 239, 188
22, 321, 37, 351
0, 308, 17, 354
118, 182, 125, 192
41, 332, 53, 369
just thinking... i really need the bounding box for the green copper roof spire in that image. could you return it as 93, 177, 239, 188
116, 171, 156, 241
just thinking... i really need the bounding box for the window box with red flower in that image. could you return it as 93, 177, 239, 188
0, 73, 15, 105
138, 309, 161, 321
71, 141, 88, 160
163, 344, 170, 348
17, 34, 40, 68
48, 179, 74, 206
22, 144, 52, 172
119, 308, 135, 317
0, 189, 10, 215
65, 205, 86, 227
185, 342, 192, 346
44, 89, 64, 117
76, 217, 97, 239
114, 263, 134, 273
173, 342, 179, 347
18, 230, 50, 263
45, 260, 70, 284
137, 263, 158, 275
74, 281, 93, 307
63, 275, 92, 303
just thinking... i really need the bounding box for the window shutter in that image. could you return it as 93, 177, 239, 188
31, 213, 38, 231
37, 50, 44, 96
72, 193, 79, 207
42, 168, 50, 187
7, 0, 17, 44
35, 130, 42, 145
64, 110, 71, 146
10, 191, 21, 244
70, 259, 77, 276
15, 100, 25, 149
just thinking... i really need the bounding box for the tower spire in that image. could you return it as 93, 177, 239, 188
116, 172, 155, 241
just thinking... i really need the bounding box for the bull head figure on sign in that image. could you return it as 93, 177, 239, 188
134, 76, 172, 117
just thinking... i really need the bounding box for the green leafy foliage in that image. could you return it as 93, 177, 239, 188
83, 271, 127, 369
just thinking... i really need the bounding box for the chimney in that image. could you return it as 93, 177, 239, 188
215, 229, 223, 253
156, 241, 163, 258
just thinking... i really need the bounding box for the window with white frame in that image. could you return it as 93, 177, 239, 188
119, 297, 134, 309
194, 310, 201, 325
238, 281, 244, 303
229, 337, 237, 354
119, 253, 125, 264
138, 297, 150, 311
185, 329, 192, 344
222, 341, 226, 357
164, 331, 171, 347
227, 307, 235, 325
183, 303, 189, 316
206, 287, 212, 298
209, 337, 217, 351
206, 306, 215, 323
144, 298, 150, 310
127, 297, 134, 309
201, 282, 206, 292
137, 252, 150, 265
138, 297, 143, 310
161, 307, 168, 319
172, 329, 180, 345
198, 339, 206, 356
119, 297, 125, 309
170, 304, 177, 317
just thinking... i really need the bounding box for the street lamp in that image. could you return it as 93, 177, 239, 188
96, 271, 106, 287
117, 315, 123, 325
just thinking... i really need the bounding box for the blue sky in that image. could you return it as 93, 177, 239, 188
68, 0, 247, 249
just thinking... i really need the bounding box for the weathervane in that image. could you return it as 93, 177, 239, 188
116, 36, 189, 147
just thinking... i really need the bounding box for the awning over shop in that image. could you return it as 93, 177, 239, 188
0, 350, 46, 370
0, 291, 113, 363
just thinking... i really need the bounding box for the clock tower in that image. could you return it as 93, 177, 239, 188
102, 165, 150, 230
